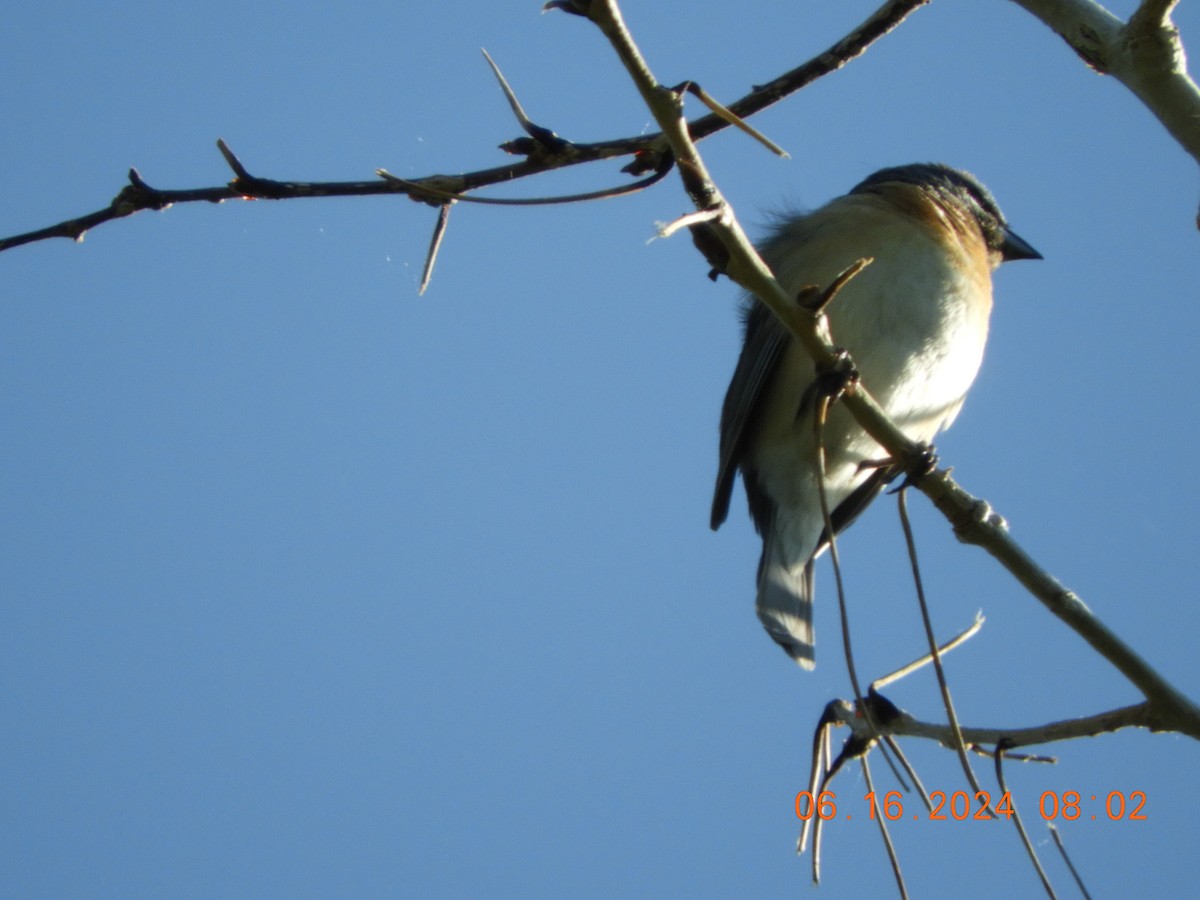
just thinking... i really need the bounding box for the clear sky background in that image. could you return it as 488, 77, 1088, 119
3, 2, 1198, 897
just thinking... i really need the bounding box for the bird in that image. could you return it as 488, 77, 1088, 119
710, 163, 1041, 669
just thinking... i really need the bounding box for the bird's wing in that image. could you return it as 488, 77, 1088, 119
815, 464, 899, 551
710, 299, 791, 530
710, 297, 903, 538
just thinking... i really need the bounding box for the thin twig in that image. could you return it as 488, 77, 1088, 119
684, 0, 932, 146
862, 755, 908, 900
871, 613, 984, 691
825, 699, 1152, 749
816, 397, 866, 707
798, 702, 841, 856
815, 396, 905, 787
897, 488, 991, 808
881, 736, 932, 812
376, 164, 672, 207
994, 745, 1057, 898
1048, 824, 1093, 900
969, 744, 1057, 765
2, 1, 930, 253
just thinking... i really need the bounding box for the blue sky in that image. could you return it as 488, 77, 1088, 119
3, 2, 1198, 897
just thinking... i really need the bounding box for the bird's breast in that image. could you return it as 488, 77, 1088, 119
763, 194, 993, 440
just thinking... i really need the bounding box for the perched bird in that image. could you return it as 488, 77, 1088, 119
710, 163, 1040, 668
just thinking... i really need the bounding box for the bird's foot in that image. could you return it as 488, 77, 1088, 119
812, 348, 859, 406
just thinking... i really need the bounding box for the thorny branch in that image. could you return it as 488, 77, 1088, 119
0, 0, 931, 256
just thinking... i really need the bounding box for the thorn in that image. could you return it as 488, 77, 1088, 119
542, 0, 591, 15
675, 81, 790, 159
419, 203, 452, 296
809, 257, 873, 315
653, 206, 722, 240
481, 48, 569, 151
215, 138, 251, 180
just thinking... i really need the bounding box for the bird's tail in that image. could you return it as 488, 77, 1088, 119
756, 537, 816, 669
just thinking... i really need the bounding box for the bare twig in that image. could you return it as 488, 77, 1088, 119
1, 0, 929, 253
881, 736, 931, 810
375, 164, 672, 206
995, 744, 1057, 898
816, 389, 911, 791
816, 395, 869, 720
826, 699, 1154, 749
862, 755, 909, 900
797, 703, 839, 857
871, 614, 984, 691
969, 744, 1057, 765
681, 0, 932, 147
1009, 0, 1200, 188
897, 488, 990, 809
921, 470, 1200, 738
1048, 824, 1094, 899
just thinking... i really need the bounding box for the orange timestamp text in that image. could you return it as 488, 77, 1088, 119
795, 789, 1147, 822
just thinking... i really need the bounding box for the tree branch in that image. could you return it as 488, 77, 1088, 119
829, 695, 1155, 750
0, 0, 929, 254
1010, 0, 1200, 204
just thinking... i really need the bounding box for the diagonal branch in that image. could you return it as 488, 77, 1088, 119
1009, 0, 1200, 197
994, 746, 1057, 898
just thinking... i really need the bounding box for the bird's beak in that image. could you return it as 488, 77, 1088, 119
1001, 227, 1042, 261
